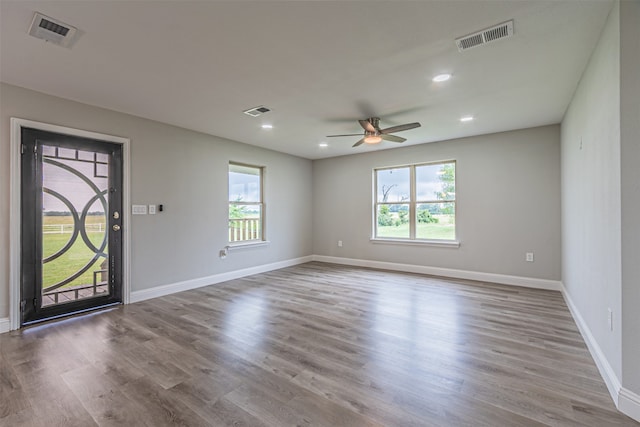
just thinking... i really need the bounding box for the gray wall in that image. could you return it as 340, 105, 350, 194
0, 83, 313, 318
620, 0, 640, 396
312, 125, 561, 281
561, 0, 622, 381
562, 0, 640, 400
559, 0, 640, 412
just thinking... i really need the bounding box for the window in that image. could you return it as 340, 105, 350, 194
374, 161, 455, 241
229, 163, 264, 243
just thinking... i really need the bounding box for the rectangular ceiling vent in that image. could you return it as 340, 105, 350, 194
28, 12, 78, 48
455, 20, 514, 52
243, 106, 271, 117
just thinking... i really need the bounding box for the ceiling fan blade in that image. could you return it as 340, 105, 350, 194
381, 134, 406, 143
358, 119, 377, 133
326, 133, 364, 137
380, 122, 421, 134
352, 138, 366, 147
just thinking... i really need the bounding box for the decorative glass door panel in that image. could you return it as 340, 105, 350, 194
41, 146, 110, 306
21, 128, 123, 325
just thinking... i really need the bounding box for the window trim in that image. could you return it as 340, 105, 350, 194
227, 240, 270, 250
228, 161, 265, 245
369, 237, 460, 248
372, 160, 456, 243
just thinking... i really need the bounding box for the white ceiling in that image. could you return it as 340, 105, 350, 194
1, 1, 612, 160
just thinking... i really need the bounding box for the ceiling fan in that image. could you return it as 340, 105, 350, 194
327, 117, 421, 147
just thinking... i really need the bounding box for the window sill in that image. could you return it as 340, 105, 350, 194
227, 241, 270, 251
370, 238, 460, 248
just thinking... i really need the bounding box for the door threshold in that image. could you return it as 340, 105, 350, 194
21, 302, 121, 328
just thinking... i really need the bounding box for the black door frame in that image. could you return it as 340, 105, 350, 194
12, 121, 129, 327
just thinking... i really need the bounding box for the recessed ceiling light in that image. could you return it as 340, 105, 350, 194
460, 116, 474, 122
318, 143, 328, 148
261, 124, 273, 129
432, 73, 451, 82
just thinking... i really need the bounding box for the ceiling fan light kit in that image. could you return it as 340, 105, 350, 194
364, 135, 382, 144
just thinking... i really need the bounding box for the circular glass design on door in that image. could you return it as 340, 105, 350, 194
41, 145, 110, 306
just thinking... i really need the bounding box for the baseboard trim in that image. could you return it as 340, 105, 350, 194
619, 388, 640, 422
0, 318, 10, 334
311, 255, 562, 291
130, 255, 313, 303
560, 284, 622, 406
560, 287, 640, 422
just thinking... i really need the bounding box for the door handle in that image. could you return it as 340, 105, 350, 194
112, 224, 121, 231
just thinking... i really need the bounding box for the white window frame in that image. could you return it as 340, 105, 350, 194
228, 162, 265, 245
372, 160, 458, 246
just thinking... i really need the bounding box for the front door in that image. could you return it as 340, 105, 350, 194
20, 127, 123, 325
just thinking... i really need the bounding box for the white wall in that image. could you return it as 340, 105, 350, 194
312, 125, 561, 282
561, 0, 622, 383
0, 83, 313, 319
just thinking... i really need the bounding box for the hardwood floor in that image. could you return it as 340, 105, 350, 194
1, 262, 637, 426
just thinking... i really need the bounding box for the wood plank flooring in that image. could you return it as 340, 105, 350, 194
1, 262, 637, 426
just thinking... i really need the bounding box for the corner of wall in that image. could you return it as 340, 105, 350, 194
619, 388, 640, 422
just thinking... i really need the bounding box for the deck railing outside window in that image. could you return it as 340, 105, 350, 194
229, 218, 261, 242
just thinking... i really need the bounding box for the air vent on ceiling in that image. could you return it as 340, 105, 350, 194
28, 12, 78, 48
455, 20, 514, 52
243, 106, 271, 117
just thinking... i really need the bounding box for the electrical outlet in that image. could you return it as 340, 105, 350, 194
338, 240, 343, 247
608, 308, 613, 331
525, 252, 534, 262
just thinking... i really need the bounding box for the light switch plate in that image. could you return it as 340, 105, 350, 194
148, 205, 156, 215
132, 204, 147, 215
